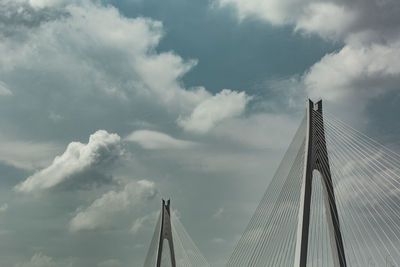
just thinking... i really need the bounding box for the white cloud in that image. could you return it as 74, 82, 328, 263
28, 0, 68, 9
212, 207, 224, 218
216, 0, 356, 40
130, 212, 158, 235
15, 130, 123, 193
178, 89, 251, 133
295, 2, 356, 40
48, 112, 63, 122
125, 130, 196, 149
69, 180, 157, 232
0, 3, 211, 114
14, 253, 75, 267
217, 0, 400, 42
0, 81, 12, 95
216, 0, 303, 25
212, 113, 299, 149
0, 135, 61, 170
218, 0, 400, 113
97, 259, 122, 267
304, 41, 400, 105
211, 237, 225, 244
0, 2, 251, 141
0, 203, 8, 212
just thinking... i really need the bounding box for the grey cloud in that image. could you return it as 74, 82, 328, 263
0, 203, 8, 212
14, 253, 76, 267
211, 113, 300, 150
0, 135, 61, 170
0, 1, 68, 37
0, 81, 12, 95
125, 130, 196, 150
97, 259, 122, 267
53, 169, 115, 191
69, 180, 157, 232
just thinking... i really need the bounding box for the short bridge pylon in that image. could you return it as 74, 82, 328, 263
143, 199, 176, 267
143, 199, 211, 267
156, 199, 176, 267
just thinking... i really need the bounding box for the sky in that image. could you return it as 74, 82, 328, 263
0, 0, 399, 266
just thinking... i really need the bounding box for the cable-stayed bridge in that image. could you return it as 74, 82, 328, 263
143, 99, 400, 267
143, 200, 211, 267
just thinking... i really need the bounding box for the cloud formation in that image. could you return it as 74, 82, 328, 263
0, 81, 12, 95
15, 130, 123, 193
178, 89, 251, 133
125, 130, 196, 149
218, 0, 400, 113
14, 253, 75, 267
216, 0, 356, 40
0, 136, 61, 170
0, 203, 8, 212
69, 180, 157, 232
97, 259, 122, 267
305, 42, 400, 103
0, 2, 206, 113
217, 0, 400, 42
130, 212, 159, 235
0, 1, 250, 140
28, 0, 69, 9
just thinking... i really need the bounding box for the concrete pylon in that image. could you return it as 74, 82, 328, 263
156, 199, 176, 267
294, 99, 347, 267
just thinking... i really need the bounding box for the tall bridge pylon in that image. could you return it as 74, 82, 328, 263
294, 99, 347, 267
226, 97, 400, 266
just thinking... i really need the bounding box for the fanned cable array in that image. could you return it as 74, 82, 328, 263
226, 101, 400, 267
226, 117, 306, 267
143, 208, 211, 267
171, 212, 211, 267
317, 112, 400, 267
145, 100, 400, 267
306, 170, 334, 267
144, 212, 162, 267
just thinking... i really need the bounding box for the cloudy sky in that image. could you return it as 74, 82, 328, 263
0, 0, 399, 266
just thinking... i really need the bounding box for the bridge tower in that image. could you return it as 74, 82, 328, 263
294, 99, 347, 267
156, 199, 176, 267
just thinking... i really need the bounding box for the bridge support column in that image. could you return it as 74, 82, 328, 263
294, 99, 347, 267
156, 199, 176, 267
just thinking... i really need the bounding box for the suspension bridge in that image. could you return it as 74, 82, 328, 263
143, 99, 400, 267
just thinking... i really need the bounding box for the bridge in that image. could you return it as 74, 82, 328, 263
143, 99, 400, 267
